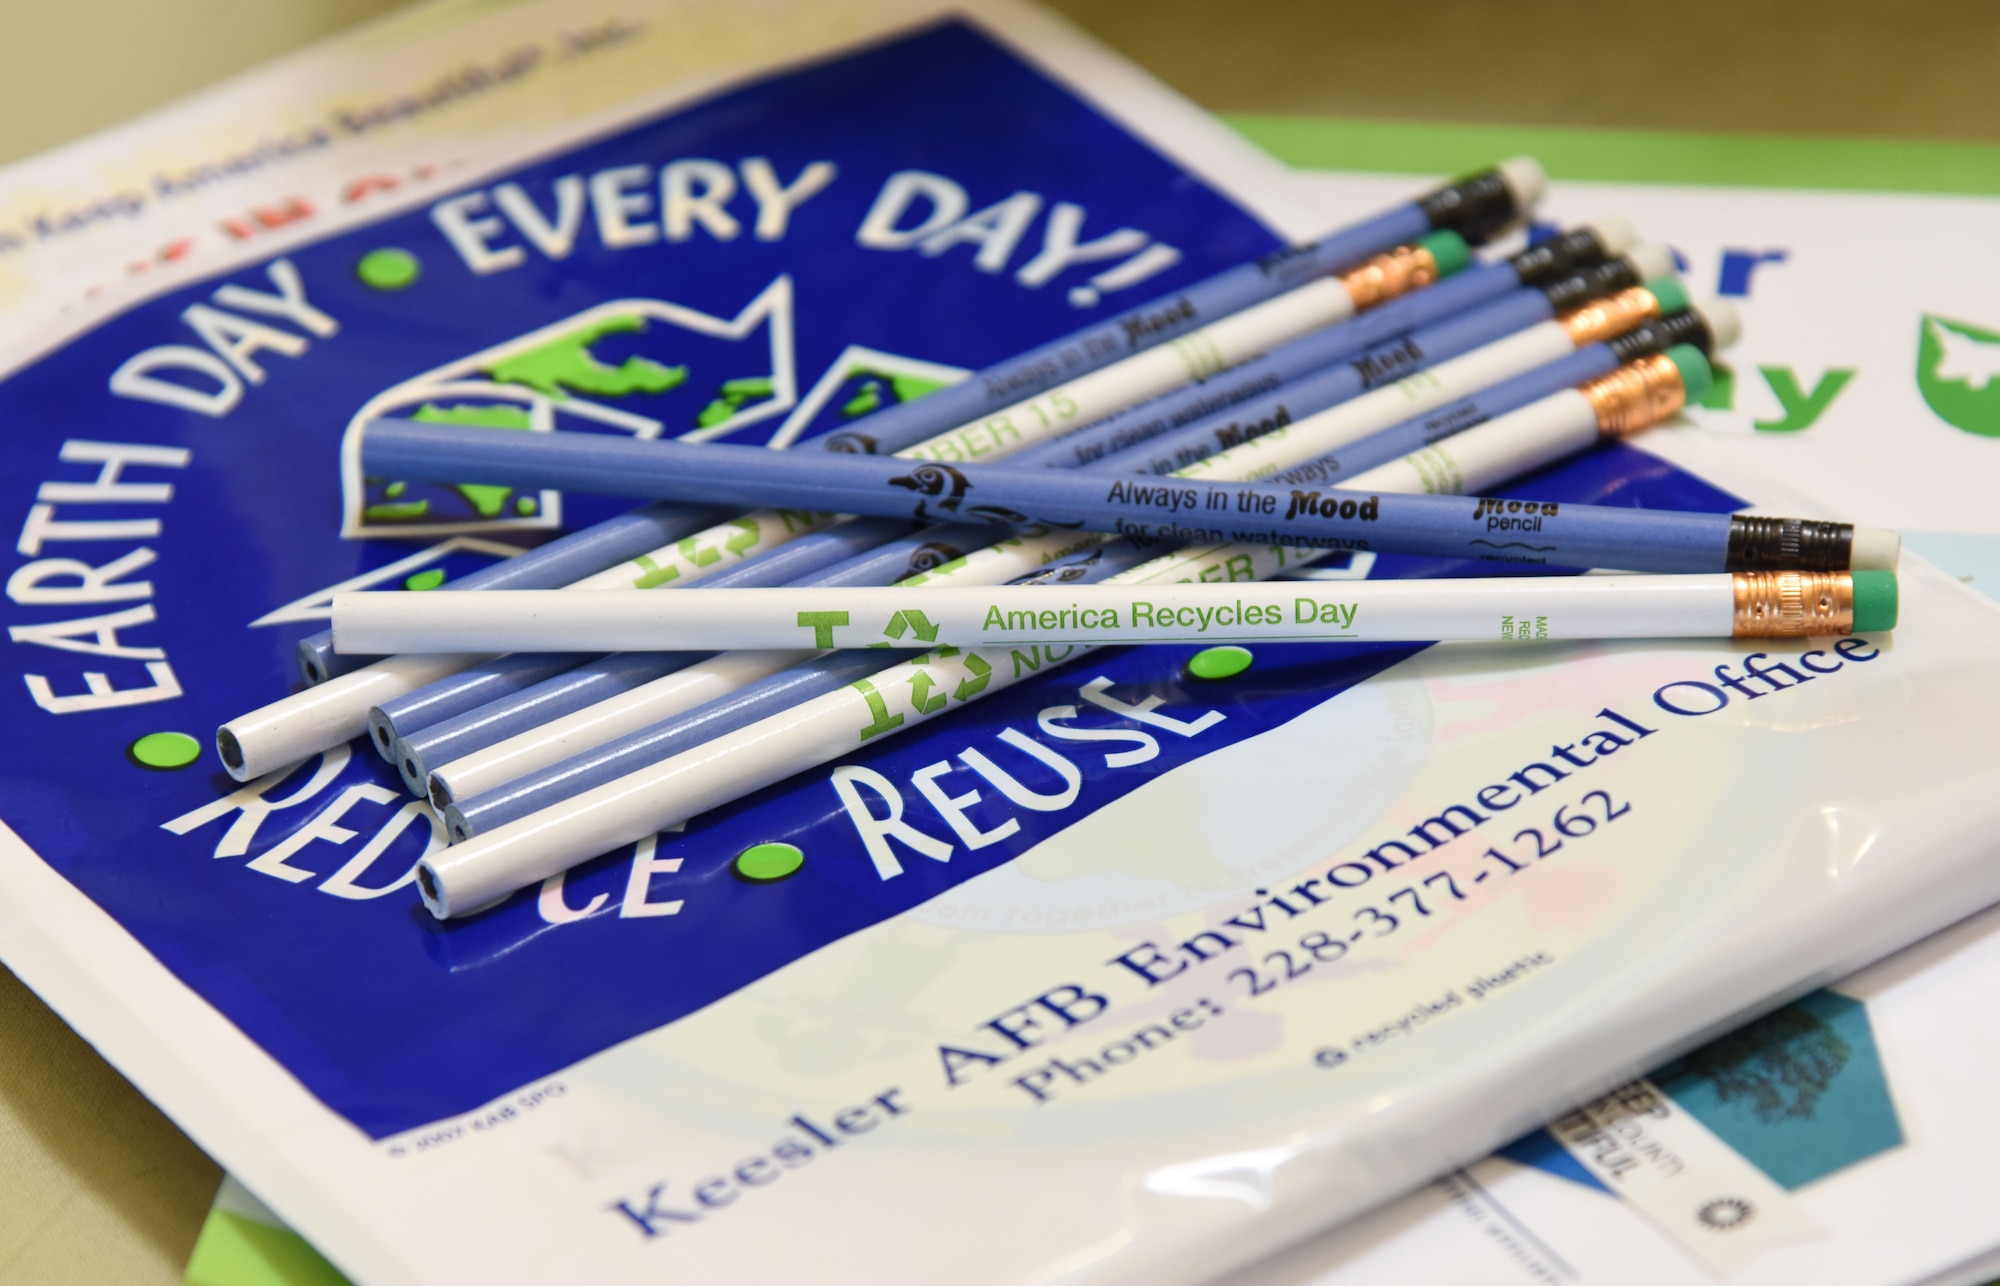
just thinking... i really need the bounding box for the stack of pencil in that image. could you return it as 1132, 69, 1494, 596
216, 157, 1902, 920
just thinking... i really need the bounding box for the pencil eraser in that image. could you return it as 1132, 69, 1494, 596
1850, 525, 1901, 570
1418, 230, 1472, 276
1496, 156, 1548, 210
1693, 297, 1743, 351
1623, 241, 1676, 283
1851, 570, 1898, 633
1663, 344, 1712, 407
1644, 275, 1692, 317
1585, 215, 1638, 255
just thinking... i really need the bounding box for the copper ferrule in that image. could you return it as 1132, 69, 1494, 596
1732, 571, 1853, 638
1578, 354, 1687, 436
1558, 285, 1663, 345
1337, 243, 1440, 311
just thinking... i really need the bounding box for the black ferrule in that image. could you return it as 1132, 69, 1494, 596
1725, 517, 1856, 571
1417, 170, 1522, 245
1541, 257, 1642, 312
1508, 228, 1610, 287
1606, 309, 1715, 360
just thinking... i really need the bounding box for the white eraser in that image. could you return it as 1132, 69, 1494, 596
1694, 297, 1743, 351
1585, 215, 1638, 255
1622, 241, 1676, 284
1496, 156, 1548, 210
1850, 525, 1901, 570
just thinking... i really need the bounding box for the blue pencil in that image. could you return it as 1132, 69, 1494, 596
358, 417, 1885, 576
814, 159, 1544, 455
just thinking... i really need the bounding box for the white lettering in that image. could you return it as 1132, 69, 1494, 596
7, 547, 156, 606
24, 661, 180, 714
108, 345, 242, 416
1015, 202, 1147, 288
180, 304, 306, 384
920, 191, 1042, 272
856, 171, 967, 250
619, 834, 684, 917
212, 258, 337, 338
830, 763, 953, 878
430, 192, 525, 275
9, 603, 162, 659
738, 157, 836, 241
161, 745, 351, 858
1078, 676, 1225, 736
36, 440, 189, 505
493, 177, 586, 260
660, 160, 739, 242
318, 798, 442, 899
591, 164, 658, 248
958, 728, 1081, 809
1036, 703, 1158, 767
911, 761, 1018, 849
16, 506, 159, 557
538, 869, 609, 924
247, 782, 399, 883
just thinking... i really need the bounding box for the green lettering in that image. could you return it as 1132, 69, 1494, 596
1295, 597, 1315, 624
676, 533, 723, 568
954, 651, 993, 700
1755, 366, 1856, 433
906, 668, 948, 715
852, 677, 904, 741
722, 517, 762, 556
630, 554, 680, 590
797, 611, 850, 648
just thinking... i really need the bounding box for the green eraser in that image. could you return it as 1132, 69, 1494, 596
1851, 570, 1898, 633
1663, 344, 1711, 407
1417, 230, 1472, 277
1644, 275, 1691, 316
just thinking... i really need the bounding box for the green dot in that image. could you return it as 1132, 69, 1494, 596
515, 496, 537, 516
384, 481, 407, 499
129, 731, 201, 771
1185, 645, 1254, 681
404, 568, 446, 591
357, 248, 420, 291
734, 842, 805, 883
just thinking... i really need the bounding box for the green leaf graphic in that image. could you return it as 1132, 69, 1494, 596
1917, 314, 2000, 438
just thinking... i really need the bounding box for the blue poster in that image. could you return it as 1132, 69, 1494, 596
0, 18, 1737, 1139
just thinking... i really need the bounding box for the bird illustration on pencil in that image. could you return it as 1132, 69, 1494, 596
886, 461, 983, 522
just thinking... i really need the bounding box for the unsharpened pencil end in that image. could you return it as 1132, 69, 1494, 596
1496, 156, 1548, 210
1693, 297, 1742, 352
1622, 241, 1675, 285
1850, 525, 1901, 570
1851, 570, 1899, 632
1585, 215, 1638, 256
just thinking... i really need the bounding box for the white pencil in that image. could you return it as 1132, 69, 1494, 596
338, 571, 1896, 655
